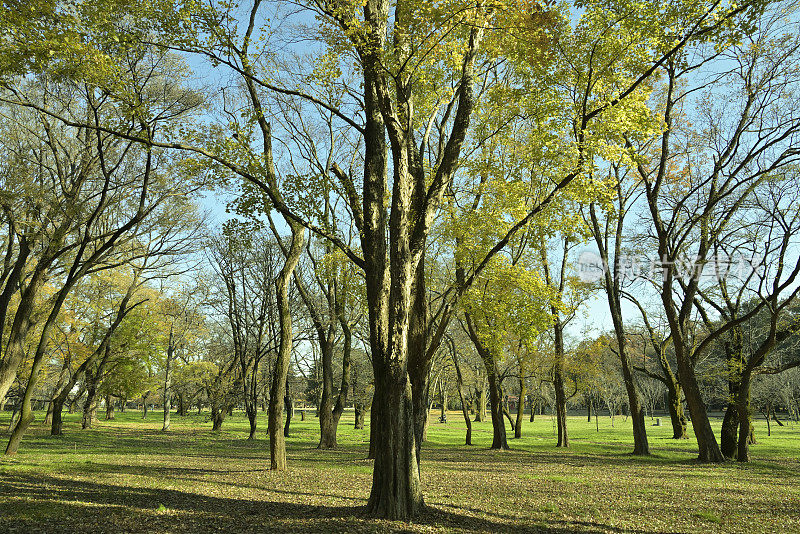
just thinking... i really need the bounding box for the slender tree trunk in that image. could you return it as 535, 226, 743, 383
267, 222, 304, 470
284, 372, 294, 438
162, 327, 174, 432
439, 380, 447, 423
44, 400, 54, 426
452, 348, 472, 445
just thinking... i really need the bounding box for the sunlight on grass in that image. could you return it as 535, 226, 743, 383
1, 409, 798, 533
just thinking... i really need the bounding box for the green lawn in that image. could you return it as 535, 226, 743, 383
0, 409, 798, 533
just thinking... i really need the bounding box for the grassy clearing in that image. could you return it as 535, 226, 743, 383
0, 409, 798, 533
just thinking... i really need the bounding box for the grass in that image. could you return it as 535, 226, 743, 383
0, 408, 798, 533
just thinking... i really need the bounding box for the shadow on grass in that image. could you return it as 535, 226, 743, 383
0, 472, 642, 533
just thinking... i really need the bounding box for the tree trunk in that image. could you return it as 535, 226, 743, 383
737, 371, 753, 462
82, 374, 99, 430
474, 384, 486, 422
105, 395, 115, 420
354, 401, 365, 429
678, 356, 724, 462
162, 326, 174, 432
267, 221, 304, 470
666, 380, 688, 440
721, 404, 740, 459
211, 405, 225, 431
283, 391, 293, 438
51, 397, 66, 436
452, 348, 472, 445
514, 376, 525, 438
178, 393, 187, 416
318, 338, 337, 449
0, 261, 42, 406
487, 371, 509, 449
366, 374, 423, 519
44, 400, 54, 426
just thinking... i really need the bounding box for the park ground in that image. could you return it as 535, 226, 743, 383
0, 410, 798, 533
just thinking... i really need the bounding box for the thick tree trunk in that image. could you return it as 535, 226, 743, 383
366, 375, 423, 519
51, 397, 66, 436
0, 265, 42, 406
666, 381, 688, 440
318, 339, 337, 449
105, 395, 115, 420
178, 394, 187, 416
211, 403, 225, 431
368, 397, 377, 459
721, 404, 740, 458
678, 357, 724, 462
487, 371, 509, 450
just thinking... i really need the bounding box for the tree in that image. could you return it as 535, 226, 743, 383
633, 7, 800, 461
1, 0, 769, 516
208, 223, 280, 439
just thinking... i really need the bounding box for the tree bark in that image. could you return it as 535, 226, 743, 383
736, 371, 753, 462
317, 337, 337, 448
162, 326, 174, 432
105, 394, 115, 420
486, 371, 509, 449
452, 346, 472, 445
267, 221, 305, 470
354, 401, 365, 429
283, 391, 293, 438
